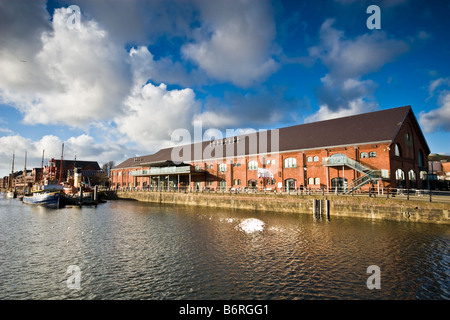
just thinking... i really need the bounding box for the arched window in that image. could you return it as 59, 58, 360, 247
361, 152, 368, 158
395, 144, 402, 157
315, 177, 320, 185
408, 170, 417, 188
395, 169, 405, 188
248, 161, 258, 170
219, 163, 227, 172
308, 177, 314, 185
307, 156, 313, 162
284, 157, 297, 168
313, 156, 319, 162
369, 151, 376, 158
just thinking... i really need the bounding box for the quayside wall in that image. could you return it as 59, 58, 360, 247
110, 191, 450, 224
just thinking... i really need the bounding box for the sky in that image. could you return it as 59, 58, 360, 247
1, 0, 450, 177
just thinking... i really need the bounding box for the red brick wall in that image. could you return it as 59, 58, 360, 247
111, 111, 429, 191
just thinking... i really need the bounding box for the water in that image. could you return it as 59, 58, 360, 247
0, 195, 448, 300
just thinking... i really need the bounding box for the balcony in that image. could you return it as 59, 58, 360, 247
130, 165, 191, 176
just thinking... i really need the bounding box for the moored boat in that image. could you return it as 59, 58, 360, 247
6, 190, 16, 199
23, 191, 61, 209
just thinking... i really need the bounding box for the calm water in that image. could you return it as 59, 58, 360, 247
0, 194, 448, 300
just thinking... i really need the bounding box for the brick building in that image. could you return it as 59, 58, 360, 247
111, 106, 430, 192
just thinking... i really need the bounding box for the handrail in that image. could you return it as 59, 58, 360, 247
323, 155, 374, 174
130, 165, 191, 176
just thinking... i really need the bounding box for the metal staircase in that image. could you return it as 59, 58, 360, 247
323, 155, 383, 193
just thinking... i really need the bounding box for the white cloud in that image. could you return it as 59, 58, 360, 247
0, 7, 131, 128
114, 48, 200, 150
427, 77, 450, 101
182, 0, 279, 87
305, 98, 377, 123
306, 19, 408, 121
420, 92, 450, 133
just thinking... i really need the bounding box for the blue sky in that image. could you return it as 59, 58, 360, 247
1, 0, 450, 176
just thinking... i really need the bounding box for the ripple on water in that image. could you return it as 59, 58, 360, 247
0, 197, 448, 299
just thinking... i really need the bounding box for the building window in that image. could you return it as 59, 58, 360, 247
395, 168, 405, 188
248, 161, 258, 170
369, 151, 376, 158
238, 179, 241, 185
313, 156, 319, 162
395, 144, 402, 157
195, 165, 202, 172
307, 156, 313, 162
315, 177, 320, 185
408, 170, 417, 188
284, 157, 297, 168
234, 179, 237, 185
219, 163, 227, 172
361, 152, 368, 158
418, 150, 424, 167
308, 177, 314, 185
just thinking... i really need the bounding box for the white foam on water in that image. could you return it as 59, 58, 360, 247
237, 218, 265, 234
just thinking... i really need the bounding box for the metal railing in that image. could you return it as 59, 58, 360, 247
129, 166, 191, 176
101, 186, 450, 203
323, 155, 374, 174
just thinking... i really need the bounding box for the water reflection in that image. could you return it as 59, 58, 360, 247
0, 195, 448, 299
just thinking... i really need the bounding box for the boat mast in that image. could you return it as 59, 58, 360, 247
59, 143, 64, 184
24, 151, 27, 189
9, 151, 14, 189
41, 149, 45, 185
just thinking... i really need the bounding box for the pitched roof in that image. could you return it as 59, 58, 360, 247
114, 106, 423, 169
54, 159, 101, 171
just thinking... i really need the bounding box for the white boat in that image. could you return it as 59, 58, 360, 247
6, 190, 16, 199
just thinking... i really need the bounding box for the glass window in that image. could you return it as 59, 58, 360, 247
313, 156, 319, 162
238, 179, 241, 185
361, 152, 368, 158
418, 150, 424, 167
395, 144, 401, 157
308, 177, 314, 185
219, 163, 227, 172
307, 156, 313, 162
369, 152, 376, 158
315, 177, 320, 185
248, 161, 258, 170
284, 157, 297, 168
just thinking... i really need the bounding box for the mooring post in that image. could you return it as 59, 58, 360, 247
318, 199, 322, 218
325, 199, 330, 220
313, 199, 316, 218
94, 185, 98, 202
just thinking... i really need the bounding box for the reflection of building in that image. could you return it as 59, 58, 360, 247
111, 106, 430, 191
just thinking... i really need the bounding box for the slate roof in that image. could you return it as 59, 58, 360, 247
114, 106, 428, 169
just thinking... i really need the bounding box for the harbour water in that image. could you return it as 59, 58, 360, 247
0, 194, 448, 300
